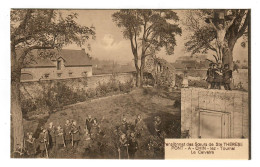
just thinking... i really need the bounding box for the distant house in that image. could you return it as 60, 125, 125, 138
91, 59, 136, 75
171, 63, 185, 70
20, 49, 92, 82
173, 55, 210, 70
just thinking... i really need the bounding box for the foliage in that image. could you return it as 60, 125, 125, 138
96, 77, 134, 96
11, 10, 96, 50
154, 70, 175, 90
112, 10, 182, 55
86, 88, 97, 98
175, 74, 183, 89
233, 82, 247, 91
21, 82, 87, 118
152, 58, 175, 89
112, 10, 181, 86
21, 78, 135, 119
185, 26, 217, 55
144, 57, 175, 89
119, 80, 134, 93
184, 10, 249, 65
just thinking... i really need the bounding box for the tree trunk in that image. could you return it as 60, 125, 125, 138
139, 56, 146, 87
136, 71, 141, 87
222, 38, 236, 70
11, 47, 24, 155
11, 80, 24, 155
133, 53, 142, 87
222, 46, 232, 68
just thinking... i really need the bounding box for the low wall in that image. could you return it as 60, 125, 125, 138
176, 69, 207, 78
20, 72, 135, 99
233, 69, 249, 91
176, 69, 249, 91
181, 88, 249, 138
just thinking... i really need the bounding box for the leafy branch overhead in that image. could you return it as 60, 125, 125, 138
185, 26, 217, 55
112, 10, 182, 58
184, 9, 249, 65
11, 9, 96, 69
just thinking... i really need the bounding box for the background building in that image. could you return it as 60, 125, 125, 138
20, 49, 92, 82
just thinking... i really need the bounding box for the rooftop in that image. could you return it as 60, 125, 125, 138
20, 49, 92, 68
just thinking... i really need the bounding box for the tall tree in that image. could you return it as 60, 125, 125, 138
10, 9, 95, 153
184, 9, 249, 69
112, 10, 181, 87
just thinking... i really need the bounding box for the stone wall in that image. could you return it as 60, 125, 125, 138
20, 72, 135, 99
21, 65, 92, 82
181, 88, 249, 138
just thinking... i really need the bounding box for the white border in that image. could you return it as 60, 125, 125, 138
1, 0, 260, 167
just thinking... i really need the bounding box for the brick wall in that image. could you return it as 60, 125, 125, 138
181, 88, 249, 138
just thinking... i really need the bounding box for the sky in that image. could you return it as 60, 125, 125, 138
63, 10, 248, 64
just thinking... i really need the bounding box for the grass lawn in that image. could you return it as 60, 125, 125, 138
23, 87, 181, 159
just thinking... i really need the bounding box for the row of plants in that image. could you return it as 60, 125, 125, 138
21, 77, 135, 119
86, 78, 134, 98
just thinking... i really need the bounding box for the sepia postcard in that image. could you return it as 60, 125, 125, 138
10, 9, 250, 159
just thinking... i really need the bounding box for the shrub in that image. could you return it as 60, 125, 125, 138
119, 80, 134, 93
154, 70, 175, 90
75, 89, 87, 102
95, 75, 121, 96
96, 82, 110, 96
86, 88, 97, 98
21, 82, 87, 118
175, 74, 183, 88
188, 79, 208, 88
109, 81, 120, 92
21, 97, 37, 116
21, 77, 135, 118
233, 82, 247, 91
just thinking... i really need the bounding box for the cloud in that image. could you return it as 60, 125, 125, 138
88, 34, 133, 63
102, 34, 114, 47
101, 34, 129, 51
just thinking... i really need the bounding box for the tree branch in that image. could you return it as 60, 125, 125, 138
206, 43, 218, 53
206, 58, 215, 64
237, 11, 249, 38
211, 54, 219, 62
143, 42, 152, 55
225, 16, 236, 30
209, 18, 219, 31
13, 35, 32, 46
11, 9, 33, 40
143, 53, 153, 57
129, 36, 136, 55
130, 25, 138, 50
18, 45, 55, 68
